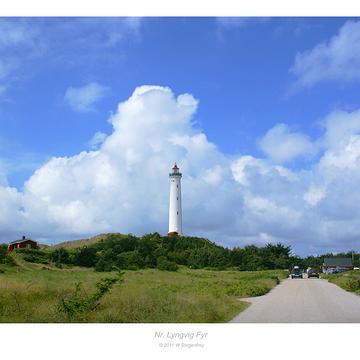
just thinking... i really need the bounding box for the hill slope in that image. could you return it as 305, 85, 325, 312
52, 233, 125, 249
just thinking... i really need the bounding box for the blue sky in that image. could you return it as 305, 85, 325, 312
1, 17, 360, 254
0, 17, 353, 186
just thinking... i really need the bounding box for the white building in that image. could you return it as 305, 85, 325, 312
168, 163, 182, 235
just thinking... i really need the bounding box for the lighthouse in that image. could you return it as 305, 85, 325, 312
168, 163, 182, 236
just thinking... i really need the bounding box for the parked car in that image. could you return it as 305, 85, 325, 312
291, 266, 303, 279
308, 269, 320, 278
326, 267, 349, 274
353, 267, 360, 270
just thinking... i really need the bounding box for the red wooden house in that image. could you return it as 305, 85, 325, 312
7, 236, 38, 252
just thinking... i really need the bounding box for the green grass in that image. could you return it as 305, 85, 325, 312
0, 255, 287, 323
323, 270, 360, 295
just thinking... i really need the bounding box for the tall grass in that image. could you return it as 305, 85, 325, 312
0, 259, 287, 323
324, 271, 360, 295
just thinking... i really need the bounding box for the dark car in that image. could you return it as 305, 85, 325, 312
308, 269, 320, 278
326, 268, 338, 274
336, 268, 348, 273
291, 266, 303, 279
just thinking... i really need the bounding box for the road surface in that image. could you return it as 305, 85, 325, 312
230, 276, 360, 322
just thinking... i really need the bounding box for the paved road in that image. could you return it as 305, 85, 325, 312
230, 276, 360, 323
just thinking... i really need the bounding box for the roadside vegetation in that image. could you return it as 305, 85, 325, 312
323, 270, 360, 295
0, 255, 286, 322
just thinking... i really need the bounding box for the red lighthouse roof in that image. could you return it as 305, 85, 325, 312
169, 163, 182, 177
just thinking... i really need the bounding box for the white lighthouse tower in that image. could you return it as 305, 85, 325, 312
168, 163, 182, 236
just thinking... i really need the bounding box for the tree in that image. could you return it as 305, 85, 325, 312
240, 245, 264, 271
49, 248, 70, 264
0, 244, 7, 263
261, 243, 292, 269
74, 247, 97, 267
230, 247, 243, 267
157, 256, 178, 271
95, 258, 113, 272
116, 250, 144, 269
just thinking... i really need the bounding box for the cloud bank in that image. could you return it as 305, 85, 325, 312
1, 85, 360, 254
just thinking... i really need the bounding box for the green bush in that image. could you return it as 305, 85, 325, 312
157, 257, 179, 271
270, 275, 280, 285
23, 254, 49, 264
226, 282, 271, 297
3, 254, 16, 266
95, 258, 113, 272
0, 245, 15, 267
57, 272, 124, 319
0, 244, 7, 263
343, 279, 360, 292
16, 249, 49, 264
116, 251, 144, 269
73, 247, 97, 267
15, 248, 43, 255
49, 248, 71, 264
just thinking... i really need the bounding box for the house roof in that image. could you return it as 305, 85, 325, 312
323, 258, 353, 267
8, 238, 37, 245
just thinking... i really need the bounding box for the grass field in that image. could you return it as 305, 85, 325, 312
0, 254, 287, 323
323, 270, 360, 295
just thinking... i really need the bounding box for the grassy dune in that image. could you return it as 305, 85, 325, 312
51, 233, 122, 249
0, 257, 287, 323
324, 270, 360, 295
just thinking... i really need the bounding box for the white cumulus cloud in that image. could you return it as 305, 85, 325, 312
257, 123, 317, 164
88, 131, 108, 150
291, 20, 360, 89
64, 82, 109, 112
303, 186, 326, 206
2, 85, 360, 254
